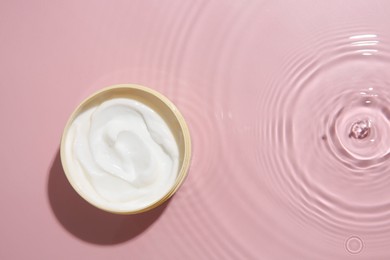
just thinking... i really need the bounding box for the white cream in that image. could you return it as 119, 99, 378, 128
64, 98, 179, 212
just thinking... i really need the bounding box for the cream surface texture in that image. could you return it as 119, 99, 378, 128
64, 98, 179, 211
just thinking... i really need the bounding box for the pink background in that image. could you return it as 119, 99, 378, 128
2, 0, 390, 259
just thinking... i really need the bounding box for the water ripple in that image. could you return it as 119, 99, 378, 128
254, 25, 390, 253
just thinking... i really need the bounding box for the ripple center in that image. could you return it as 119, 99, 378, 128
349, 119, 371, 139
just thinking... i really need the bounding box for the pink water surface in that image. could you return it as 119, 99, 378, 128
2, 0, 390, 259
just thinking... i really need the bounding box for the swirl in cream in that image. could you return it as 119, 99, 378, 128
64, 98, 179, 211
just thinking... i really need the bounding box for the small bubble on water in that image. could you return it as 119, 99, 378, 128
349, 120, 371, 139
345, 236, 363, 254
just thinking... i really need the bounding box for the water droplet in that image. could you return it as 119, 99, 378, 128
349, 120, 371, 139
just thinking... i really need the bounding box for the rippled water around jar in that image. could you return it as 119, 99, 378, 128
79, 1, 390, 259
